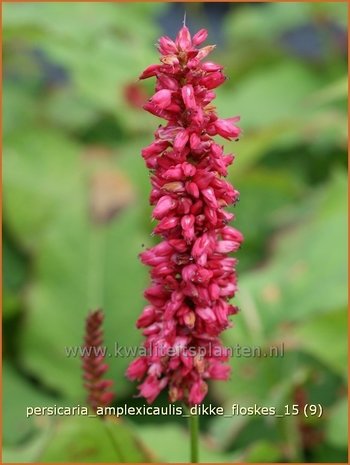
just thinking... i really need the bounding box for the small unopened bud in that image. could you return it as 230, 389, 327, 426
184, 311, 196, 329
150, 89, 172, 109
163, 181, 185, 193
197, 45, 216, 61
192, 28, 208, 46
176, 26, 192, 51
201, 62, 223, 72
158, 36, 177, 55
139, 64, 161, 80
182, 85, 197, 110
194, 354, 205, 374
161, 55, 179, 66
174, 129, 189, 152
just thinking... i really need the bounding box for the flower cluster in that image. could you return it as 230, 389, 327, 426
127, 26, 243, 405
82, 309, 114, 412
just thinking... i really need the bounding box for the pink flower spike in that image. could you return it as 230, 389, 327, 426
127, 25, 243, 406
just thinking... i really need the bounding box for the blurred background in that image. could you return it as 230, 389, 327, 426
2, 2, 348, 463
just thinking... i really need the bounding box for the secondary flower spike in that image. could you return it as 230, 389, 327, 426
82, 309, 114, 412
127, 26, 243, 405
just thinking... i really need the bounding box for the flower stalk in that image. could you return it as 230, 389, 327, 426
189, 412, 199, 463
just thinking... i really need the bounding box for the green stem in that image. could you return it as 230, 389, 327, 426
281, 414, 303, 462
189, 412, 199, 463
87, 225, 106, 309
103, 418, 124, 462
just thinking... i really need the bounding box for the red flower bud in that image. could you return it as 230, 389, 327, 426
150, 89, 172, 109
176, 26, 192, 51
182, 84, 197, 110
158, 35, 177, 55
192, 28, 208, 46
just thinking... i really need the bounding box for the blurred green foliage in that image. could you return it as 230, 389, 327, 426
2, 2, 347, 463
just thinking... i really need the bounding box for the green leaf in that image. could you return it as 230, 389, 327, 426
210, 172, 347, 446
3, 129, 82, 251
40, 416, 149, 463
230, 168, 303, 270
2, 362, 57, 446
295, 310, 347, 378
216, 62, 321, 130
3, 236, 27, 319
225, 2, 347, 43
3, 83, 37, 136
41, 37, 154, 113
20, 205, 148, 399
3, 2, 163, 122
244, 440, 282, 462
3, 427, 53, 463
325, 397, 348, 449
136, 424, 241, 463
4, 129, 150, 399
235, 171, 347, 335
3, 3, 163, 43
309, 76, 348, 106
42, 88, 99, 131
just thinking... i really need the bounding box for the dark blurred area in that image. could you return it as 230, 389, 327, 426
3, 2, 347, 463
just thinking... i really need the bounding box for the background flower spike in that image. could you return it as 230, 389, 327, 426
82, 309, 114, 413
